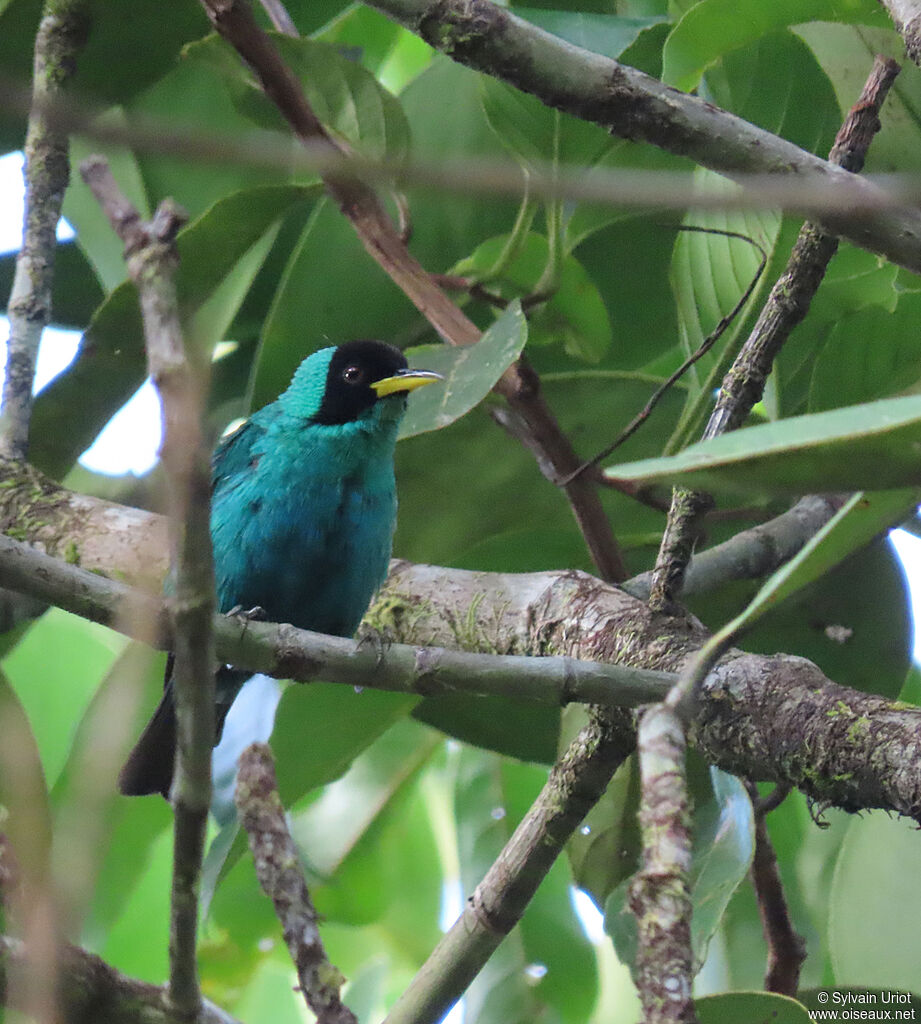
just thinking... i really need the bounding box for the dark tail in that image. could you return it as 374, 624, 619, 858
118, 685, 177, 798
118, 667, 249, 798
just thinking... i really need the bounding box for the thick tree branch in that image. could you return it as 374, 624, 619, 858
879, 0, 921, 63
0, 0, 89, 460
0, 511, 919, 821
0, 937, 241, 1024
80, 157, 215, 1022
198, 0, 626, 583
648, 55, 899, 611
236, 745, 358, 1024
384, 707, 634, 1024
365, 0, 921, 273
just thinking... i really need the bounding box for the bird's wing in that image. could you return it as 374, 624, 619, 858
210, 410, 273, 495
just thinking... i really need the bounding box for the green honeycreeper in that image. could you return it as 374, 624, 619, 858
118, 339, 441, 798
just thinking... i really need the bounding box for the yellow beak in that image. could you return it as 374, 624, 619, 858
371, 369, 444, 398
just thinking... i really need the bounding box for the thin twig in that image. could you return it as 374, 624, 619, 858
0, 0, 89, 459
197, 0, 627, 581
257, 0, 298, 35
383, 708, 634, 1024
647, 55, 901, 613
236, 745, 357, 1024
79, 156, 215, 1021
744, 781, 806, 995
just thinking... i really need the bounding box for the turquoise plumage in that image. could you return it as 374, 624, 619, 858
119, 340, 440, 797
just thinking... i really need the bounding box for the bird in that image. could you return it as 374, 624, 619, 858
118, 339, 442, 798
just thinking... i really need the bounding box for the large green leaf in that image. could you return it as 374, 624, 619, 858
452, 234, 612, 363
394, 370, 692, 575
2, 608, 126, 788
696, 992, 812, 1024
700, 491, 920, 647
30, 185, 303, 477
399, 302, 527, 437
480, 77, 613, 171
829, 811, 921, 990
662, 0, 886, 91
689, 537, 912, 700
795, 23, 921, 175
606, 394, 921, 496
772, 238, 899, 419
0, 241, 105, 330
809, 292, 921, 412
221, 34, 410, 164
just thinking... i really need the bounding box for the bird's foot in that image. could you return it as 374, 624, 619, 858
226, 604, 268, 622
355, 621, 393, 668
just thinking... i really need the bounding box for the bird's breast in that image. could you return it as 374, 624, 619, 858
211, 453, 397, 638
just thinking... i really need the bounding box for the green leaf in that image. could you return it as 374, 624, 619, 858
399, 302, 527, 438
662, 0, 886, 91
717, 491, 920, 640
696, 992, 812, 1024
689, 538, 912, 700
773, 239, 898, 418
829, 811, 921, 990
688, 769, 755, 964
564, 709, 641, 906
0, 241, 105, 331
604, 766, 754, 974
2, 608, 127, 788
0, 668, 53, 894
30, 185, 303, 477
606, 394, 921, 496
50, 644, 169, 935
480, 77, 613, 171
65, 123, 151, 293
226, 35, 410, 164
394, 370, 690, 574
810, 292, 921, 412
452, 234, 611, 363
513, 9, 667, 59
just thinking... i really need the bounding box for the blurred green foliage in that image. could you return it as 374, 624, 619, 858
1, 0, 919, 1020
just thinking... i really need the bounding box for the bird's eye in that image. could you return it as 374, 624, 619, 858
342, 365, 364, 385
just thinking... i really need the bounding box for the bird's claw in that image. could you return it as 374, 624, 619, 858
226, 604, 268, 622
355, 622, 393, 667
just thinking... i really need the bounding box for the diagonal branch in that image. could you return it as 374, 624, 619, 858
383, 707, 634, 1024
79, 157, 215, 1021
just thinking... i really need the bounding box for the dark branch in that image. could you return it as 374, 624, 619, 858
236, 745, 358, 1024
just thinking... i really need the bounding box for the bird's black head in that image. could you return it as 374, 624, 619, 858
311, 340, 433, 426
